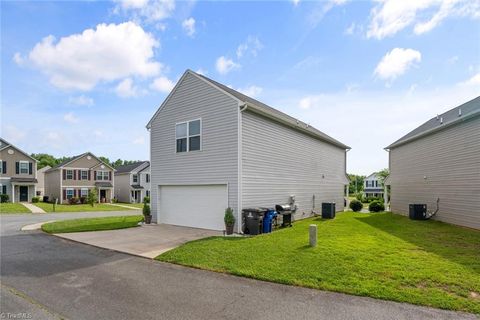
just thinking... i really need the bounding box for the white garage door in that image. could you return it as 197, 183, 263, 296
158, 184, 228, 230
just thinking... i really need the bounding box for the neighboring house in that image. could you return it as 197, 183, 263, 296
44, 152, 115, 204
385, 96, 480, 229
0, 138, 38, 202
36, 165, 51, 197
364, 172, 383, 198
114, 161, 150, 203
147, 70, 350, 231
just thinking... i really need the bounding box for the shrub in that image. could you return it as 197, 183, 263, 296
349, 199, 363, 212
355, 193, 364, 202
68, 197, 79, 205
143, 196, 150, 204
368, 200, 385, 212
111, 197, 118, 203
224, 207, 235, 225
87, 189, 97, 207
143, 203, 151, 217
79, 196, 87, 204
32, 196, 40, 203
1, 194, 10, 203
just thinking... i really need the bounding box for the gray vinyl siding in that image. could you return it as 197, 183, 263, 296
114, 174, 132, 203
388, 116, 480, 229
149, 73, 239, 223
44, 170, 61, 201
241, 110, 347, 220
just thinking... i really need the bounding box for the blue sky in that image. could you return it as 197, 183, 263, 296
2, 0, 479, 174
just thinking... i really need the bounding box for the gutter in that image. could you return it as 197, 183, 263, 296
385, 109, 480, 150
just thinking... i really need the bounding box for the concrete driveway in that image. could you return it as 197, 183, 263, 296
54, 223, 222, 258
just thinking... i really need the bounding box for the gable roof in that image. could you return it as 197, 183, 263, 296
46, 152, 114, 172
147, 70, 350, 150
365, 172, 379, 180
115, 161, 149, 174
386, 96, 480, 149
0, 138, 38, 162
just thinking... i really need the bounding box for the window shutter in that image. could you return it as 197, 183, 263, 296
109, 171, 112, 181
2, 185, 6, 194
63, 169, 66, 180
78, 170, 81, 181
2, 161, 6, 174
79, 189, 82, 198
88, 170, 91, 180
29, 162, 33, 175
73, 189, 77, 197
73, 170, 76, 180
63, 189, 66, 200
94, 171, 96, 181
16, 162, 19, 174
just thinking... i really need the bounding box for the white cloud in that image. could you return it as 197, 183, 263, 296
460, 73, 480, 86
236, 36, 263, 59
115, 0, 175, 22
237, 85, 263, 98
115, 78, 140, 98
3, 125, 26, 143
367, 0, 480, 39
69, 95, 94, 107
374, 48, 421, 81
43, 131, 64, 149
215, 56, 240, 75
24, 22, 161, 91
63, 112, 79, 124
150, 76, 175, 93
182, 17, 196, 37
13, 52, 24, 65
132, 136, 146, 145
292, 0, 300, 6
195, 68, 208, 75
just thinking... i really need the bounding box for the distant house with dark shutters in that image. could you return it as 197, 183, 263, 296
0, 138, 38, 203
44, 152, 115, 204
114, 161, 150, 203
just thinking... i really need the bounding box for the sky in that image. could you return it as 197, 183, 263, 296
1, 0, 479, 175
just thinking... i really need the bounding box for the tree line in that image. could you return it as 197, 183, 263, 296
31, 153, 143, 170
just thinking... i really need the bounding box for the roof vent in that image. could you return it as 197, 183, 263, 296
436, 114, 439, 120
440, 117, 443, 124
458, 108, 462, 117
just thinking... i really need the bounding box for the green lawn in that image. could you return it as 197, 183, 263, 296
41, 215, 144, 233
157, 212, 480, 314
116, 202, 144, 209
35, 202, 133, 213
0, 202, 32, 214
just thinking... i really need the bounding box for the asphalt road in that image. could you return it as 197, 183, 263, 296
1, 212, 477, 320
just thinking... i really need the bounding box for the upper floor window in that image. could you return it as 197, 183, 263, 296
176, 119, 201, 153
19, 161, 29, 174
81, 170, 88, 180
96, 171, 109, 180
132, 174, 138, 183
146, 174, 150, 183
66, 169, 73, 180
0, 160, 3, 174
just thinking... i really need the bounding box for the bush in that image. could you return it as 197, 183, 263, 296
1, 194, 10, 203
365, 196, 382, 203
368, 200, 385, 212
143, 203, 151, 217
79, 196, 87, 204
112, 197, 118, 203
349, 199, 363, 212
87, 189, 97, 207
68, 197, 79, 205
355, 193, 364, 202
224, 207, 235, 225
143, 196, 150, 204
32, 196, 40, 203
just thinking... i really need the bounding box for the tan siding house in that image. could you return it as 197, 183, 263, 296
44, 152, 115, 204
147, 70, 350, 231
0, 138, 38, 202
36, 165, 51, 198
385, 96, 480, 229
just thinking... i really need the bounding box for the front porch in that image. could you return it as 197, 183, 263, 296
96, 182, 113, 203
11, 178, 37, 203
130, 185, 144, 203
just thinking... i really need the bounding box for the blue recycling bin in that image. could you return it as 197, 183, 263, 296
262, 209, 277, 233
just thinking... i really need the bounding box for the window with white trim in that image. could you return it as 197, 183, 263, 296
146, 174, 150, 183
80, 188, 89, 197
66, 169, 73, 180
96, 171, 109, 180
19, 161, 29, 174
176, 119, 201, 153
81, 170, 88, 180
132, 174, 138, 183
66, 188, 74, 200
0, 160, 3, 173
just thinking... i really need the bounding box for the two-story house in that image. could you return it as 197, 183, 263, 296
0, 138, 38, 202
44, 152, 115, 204
364, 172, 384, 198
114, 161, 150, 203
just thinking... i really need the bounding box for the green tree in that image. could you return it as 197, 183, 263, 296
377, 168, 390, 187
348, 174, 366, 194
87, 188, 98, 207
99, 156, 112, 167
31, 153, 60, 169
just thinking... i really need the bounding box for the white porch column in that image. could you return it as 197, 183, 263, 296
384, 185, 388, 211
11, 184, 15, 203
346, 185, 349, 210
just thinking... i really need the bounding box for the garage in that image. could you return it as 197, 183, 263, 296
158, 184, 228, 230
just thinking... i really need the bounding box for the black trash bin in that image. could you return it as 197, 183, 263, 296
242, 208, 265, 235
322, 202, 336, 219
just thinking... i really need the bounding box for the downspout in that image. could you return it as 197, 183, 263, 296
237, 102, 248, 233
345, 148, 350, 210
